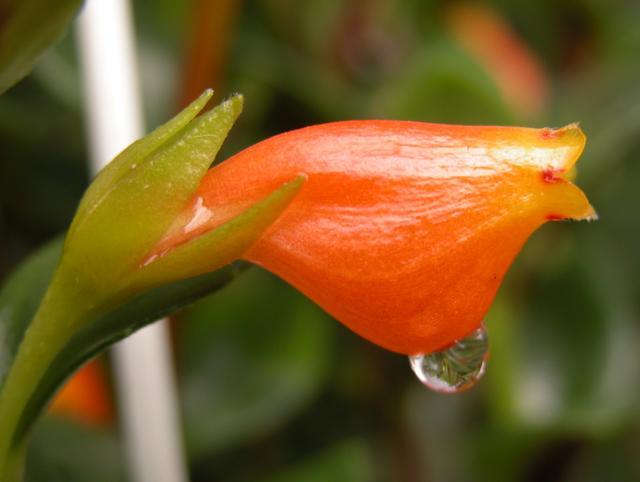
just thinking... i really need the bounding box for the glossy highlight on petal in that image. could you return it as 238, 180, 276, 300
159, 120, 594, 355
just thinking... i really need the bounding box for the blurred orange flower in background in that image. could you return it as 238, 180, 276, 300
49, 360, 113, 427
447, 2, 549, 118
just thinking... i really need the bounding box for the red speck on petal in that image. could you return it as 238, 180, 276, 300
541, 128, 558, 139
542, 168, 562, 183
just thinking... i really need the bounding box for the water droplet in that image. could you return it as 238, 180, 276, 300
409, 324, 489, 394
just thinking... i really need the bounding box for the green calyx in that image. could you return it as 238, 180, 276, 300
0, 91, 305, 478
65, 89, 242, 298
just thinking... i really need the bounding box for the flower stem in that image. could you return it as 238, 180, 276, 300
0, 273, 86, 477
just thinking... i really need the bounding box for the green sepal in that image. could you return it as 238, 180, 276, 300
68, 89, 215, 236
4, 176, 305, 444
62, 93, 244, 296
130, 175, 306, 292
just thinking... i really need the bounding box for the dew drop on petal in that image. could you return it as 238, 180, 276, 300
408, 324, 489, 394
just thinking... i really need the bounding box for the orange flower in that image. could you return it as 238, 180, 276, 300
151, 120, 595, 355
0, 96, 597, 472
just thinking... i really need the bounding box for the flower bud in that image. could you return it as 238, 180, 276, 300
155, 120, 595, 354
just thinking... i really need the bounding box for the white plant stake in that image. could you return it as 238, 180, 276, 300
76, 1, 189, 481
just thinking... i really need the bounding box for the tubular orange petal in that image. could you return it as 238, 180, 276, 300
155, 121, 594, 355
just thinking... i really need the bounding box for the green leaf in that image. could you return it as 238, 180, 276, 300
25, 417, 126, 482
258, 440, 374, 482
485, 230, 640, 435
0, 239, 61, 388
373, 43, 513, 125
404, 376, 543, 482
0, 0, 83, 94
180, 267, 333, 457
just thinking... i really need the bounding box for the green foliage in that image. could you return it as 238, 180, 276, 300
2, 0, 640, 480
24, 418, 125, 482
180, 267, 332, 458
487, 245, 640, 435
0, 0, 83, 94
0, 92, 305, 478
0, 239, 58, 388
259, 440, 374, 482
374, 43, 513, 124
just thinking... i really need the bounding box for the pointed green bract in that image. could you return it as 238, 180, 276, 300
130, 176, 306, 292
69, 89, 215, 237
63, 93, 244, 295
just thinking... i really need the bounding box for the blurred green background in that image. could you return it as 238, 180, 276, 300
1, 0, 640, 481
